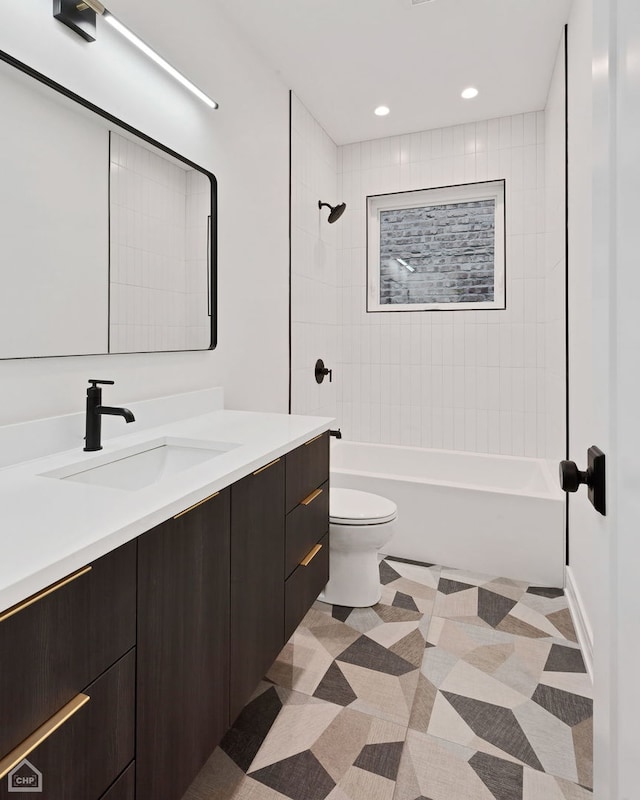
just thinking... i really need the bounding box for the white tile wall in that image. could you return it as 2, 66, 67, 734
290, 95, 339, 419
337, 111, 564, 457
290, 102, 565, 458
109, 133, 210, 353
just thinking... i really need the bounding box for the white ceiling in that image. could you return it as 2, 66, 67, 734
215, 0, 572, 145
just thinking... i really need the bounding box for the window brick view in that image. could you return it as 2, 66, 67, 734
379, 199, 496, 305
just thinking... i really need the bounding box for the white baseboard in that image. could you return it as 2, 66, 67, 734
564, 565, 594, 680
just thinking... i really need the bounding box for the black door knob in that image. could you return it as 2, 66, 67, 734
559, 460, 589, 493
558, 446, 606, 516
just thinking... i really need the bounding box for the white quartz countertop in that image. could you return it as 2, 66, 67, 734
0, 408, 332, 614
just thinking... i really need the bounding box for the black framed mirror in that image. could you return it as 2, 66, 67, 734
0, 48, 217, 359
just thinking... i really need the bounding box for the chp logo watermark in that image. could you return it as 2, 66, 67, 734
7, 759, 42, 793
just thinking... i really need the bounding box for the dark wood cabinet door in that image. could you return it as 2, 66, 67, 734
0, 540, 136, 760
0, 650, 135, 800
136, 489, 231, 800
230, 458, 285, 722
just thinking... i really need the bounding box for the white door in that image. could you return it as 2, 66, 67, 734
579, 0, 640, 794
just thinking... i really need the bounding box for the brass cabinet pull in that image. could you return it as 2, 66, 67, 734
252, 457, 281, 476
173, 491, 220, 519
0, 566, 92, 625
0, 693, 90, 780
301, 488, 323, 506
300, 544, 322, 567
304, 433, 324, 446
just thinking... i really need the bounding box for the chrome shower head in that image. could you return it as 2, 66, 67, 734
318, 200, 347, 224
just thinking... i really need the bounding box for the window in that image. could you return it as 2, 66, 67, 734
367, 180, 505, 312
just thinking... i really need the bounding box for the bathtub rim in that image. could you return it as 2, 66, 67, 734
330, 439, 563, 501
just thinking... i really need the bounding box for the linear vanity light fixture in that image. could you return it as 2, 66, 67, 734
53, 0, 219, 109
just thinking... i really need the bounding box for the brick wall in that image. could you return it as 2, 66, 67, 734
379, 199, 496, 304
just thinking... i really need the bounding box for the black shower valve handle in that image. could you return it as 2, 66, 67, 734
314, 359, 332, 384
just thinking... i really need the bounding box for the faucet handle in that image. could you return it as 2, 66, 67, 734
88, 379, 115, 387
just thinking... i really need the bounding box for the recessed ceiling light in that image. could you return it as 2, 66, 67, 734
461, 87, 479, 100
375, 105, 390, 116
412, 0, 436, 4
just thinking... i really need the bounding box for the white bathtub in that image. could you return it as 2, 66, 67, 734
330, 441, 565, 587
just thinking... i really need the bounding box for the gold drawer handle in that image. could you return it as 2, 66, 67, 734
174, 491, 220, 519
252, 457, 281, 476
300, 544, 322, 567
301, 488, 323, 506
304, 433, 324, 446
0, 566, 92, 625
0, 693, 90, 780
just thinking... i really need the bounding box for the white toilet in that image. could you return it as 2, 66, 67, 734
319, 487, 398, 607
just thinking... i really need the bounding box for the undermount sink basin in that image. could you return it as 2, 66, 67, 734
42, 437, 240, 491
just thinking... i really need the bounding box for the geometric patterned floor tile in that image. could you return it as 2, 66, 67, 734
249, 750, 336, 800
433, 567, 579, 644
313, 662, 359, 706
353, 740, 404, 780
183, 559, 592, 800
415, 616, 593, 787
392, 730, 593, 800
220, 684, 284, 772
266, 561, 439, 727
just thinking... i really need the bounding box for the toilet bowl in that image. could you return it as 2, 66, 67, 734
319, 487, 397, 608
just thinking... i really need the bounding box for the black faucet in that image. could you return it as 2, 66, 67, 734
84, 379, 135, 452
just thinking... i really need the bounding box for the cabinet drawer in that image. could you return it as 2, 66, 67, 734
285, 432, 329, 512
285, 481, 329, 578
100, 763, 134, 800
0, 541, 136, 760
0, 649, 135, 800
284, 533, 329, 641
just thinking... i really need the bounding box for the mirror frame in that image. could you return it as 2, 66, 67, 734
0, 47, 217, 359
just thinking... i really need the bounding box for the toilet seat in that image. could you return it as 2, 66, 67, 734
329, 487, 397, 526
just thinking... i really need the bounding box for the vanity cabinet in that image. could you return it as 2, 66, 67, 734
136, 488, 231, 800
0, 430, 329, 800
229, 458, 285, 723
0, 542, 136, 800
